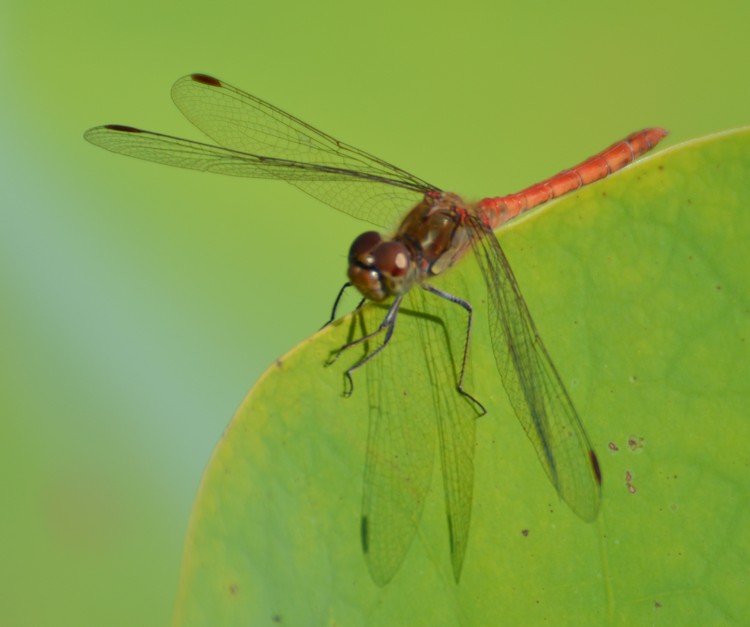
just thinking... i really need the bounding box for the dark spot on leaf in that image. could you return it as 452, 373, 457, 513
625, 470, 637, 493
627, 435, 644, 451
521, 528, 529, 537
608, 442, 619, 452
228, 583, 239, 596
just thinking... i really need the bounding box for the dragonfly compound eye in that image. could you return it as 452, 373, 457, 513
370, 240, 415, 297
348, 231, 387, 302
371, 242, 410, 278
348, 231, 383, 262
347, 235, 414, 302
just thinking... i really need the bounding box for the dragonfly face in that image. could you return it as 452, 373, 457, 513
347, 230, 418, 301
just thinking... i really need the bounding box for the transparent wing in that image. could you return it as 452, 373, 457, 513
356, 300, 435, 585
84, 121, 428, 229
84, 124, 364, 179
470, 217, 601, 521
85, 74, 439, 227
429, 321, 477, 582
416, 288, 476, 583
172, 75, 435, 189
359, 289, 476, 584
171, 74, 440, 227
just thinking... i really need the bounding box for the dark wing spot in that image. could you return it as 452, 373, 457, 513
590, 450, 602, 485
360, 515, 369, 553
191, 73, 222, 87
104, 124, 142, 133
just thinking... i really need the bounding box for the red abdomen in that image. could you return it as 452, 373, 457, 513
481, 128, 668, 228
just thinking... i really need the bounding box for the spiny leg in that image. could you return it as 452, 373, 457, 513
321, 282, 366, 329
327, 295, 404, 396
422, 284, 486, 416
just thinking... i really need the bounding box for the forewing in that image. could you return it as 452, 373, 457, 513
170, 74, 433, 188
470, 218, 601, 521
170, 74, 439, 226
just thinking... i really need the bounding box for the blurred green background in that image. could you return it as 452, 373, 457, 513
2, 0, 749, 625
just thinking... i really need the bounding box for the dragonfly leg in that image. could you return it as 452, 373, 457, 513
422, 284, 486, 416
321, 282, 365, 329
327, 295, 403, 397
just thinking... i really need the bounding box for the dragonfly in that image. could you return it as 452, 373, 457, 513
84, 74, 667, 585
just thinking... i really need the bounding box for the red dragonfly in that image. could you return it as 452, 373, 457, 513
85, 74, 666, 585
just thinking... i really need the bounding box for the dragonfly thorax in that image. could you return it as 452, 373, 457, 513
348, 192, 475, 303
347, 231, 419, 302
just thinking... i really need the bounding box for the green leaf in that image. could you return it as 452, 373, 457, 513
173, 129, 750, 625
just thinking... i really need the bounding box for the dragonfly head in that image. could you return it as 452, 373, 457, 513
348, 231, 416, 302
